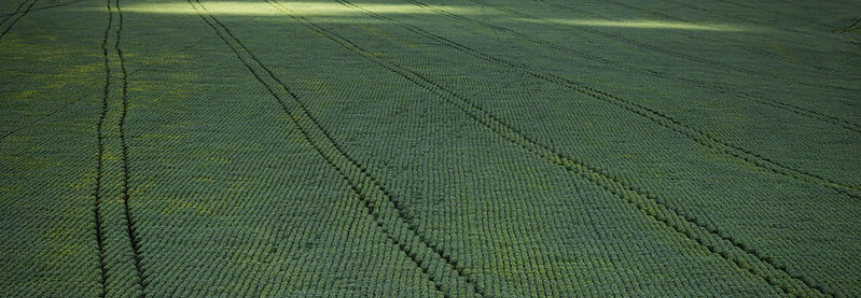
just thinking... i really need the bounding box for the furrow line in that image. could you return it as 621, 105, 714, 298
346, 0, 861, 197
189, 0, 482, 296
289, 2, 833, 296
0, 0, 38, 41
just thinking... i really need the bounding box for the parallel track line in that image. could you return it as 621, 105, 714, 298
189, 0, 483, 296
409, 0, 861, 132
0, 0, 38, 41
97, 0, 145, 296
362, 0, 861, 198
294, 1, 835, 296
95, 0, 115, 294
113, 0, 147, 294
460, 0, 859, 94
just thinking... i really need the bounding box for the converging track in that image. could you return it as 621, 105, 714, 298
2, 0, 860, 297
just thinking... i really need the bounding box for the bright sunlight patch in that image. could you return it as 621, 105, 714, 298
121, 1, 483, 16
529, 18, 753, 32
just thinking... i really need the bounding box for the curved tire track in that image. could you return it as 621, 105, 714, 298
270, 0, 834, 296
539, 0, 861, 133
0, 0, 31, 26
0, 0, 38, 42
188, 0, 484, 297
350, 0, 861, 197
399, 0, 861, 135
97, 0, 146, 296
587, 0, 855, 77
462, 0, 859, 95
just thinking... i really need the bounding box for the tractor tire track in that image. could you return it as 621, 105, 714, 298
98, 0, 146, 296
94, 80, 108, 298
0, 0, 31, 26
528, 0, 861, 134
461, 0, 859, 94
834, 18, 861, 33
662, 0, 857, 46
450, 0, 760, 76
280, 1, 838, 296
0, 0, 89, 18
712, 0, 836, 30
591, 0, 855, 77
345, 0, 861, 197
113, 0, 146, 295
30, 0, 90, 15
188, 0, 483, 297
95, 0, 114, 294
391, 0, 861, 135
396, 0, 861, 135
0, 0, 38, 42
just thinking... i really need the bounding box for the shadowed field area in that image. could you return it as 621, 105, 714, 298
2, 0, 860, 297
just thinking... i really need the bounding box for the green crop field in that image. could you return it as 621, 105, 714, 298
2, 0, 860, 297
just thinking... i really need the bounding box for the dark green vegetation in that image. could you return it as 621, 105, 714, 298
2, 0, 860, 297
